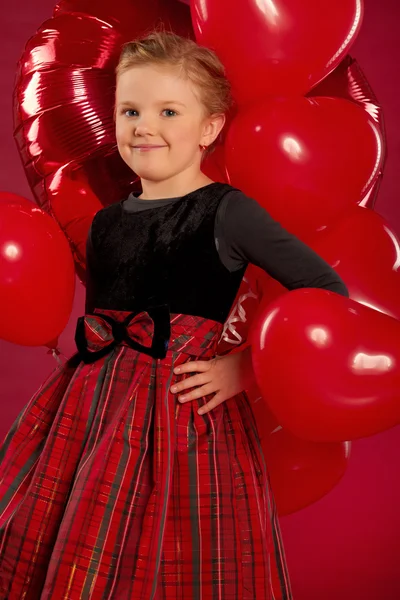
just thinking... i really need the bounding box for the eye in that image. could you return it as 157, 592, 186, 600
162, 109, 178, 117
123, 109, 138, 117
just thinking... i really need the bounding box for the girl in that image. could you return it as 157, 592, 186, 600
0, 31, 348, 599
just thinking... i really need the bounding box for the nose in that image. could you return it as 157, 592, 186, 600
132, 114, 156, 137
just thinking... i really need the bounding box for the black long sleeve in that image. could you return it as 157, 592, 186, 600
215, 190, 349, 297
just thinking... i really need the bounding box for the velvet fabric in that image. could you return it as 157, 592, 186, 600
85, 182, 247, 323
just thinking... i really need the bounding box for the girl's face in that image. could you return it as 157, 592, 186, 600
115, 64, 224, 184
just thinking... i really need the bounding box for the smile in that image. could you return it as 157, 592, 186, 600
132, 145, 167, 152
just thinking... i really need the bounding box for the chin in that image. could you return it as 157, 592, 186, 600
133, 167, 172, 182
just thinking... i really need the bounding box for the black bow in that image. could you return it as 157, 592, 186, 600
74, 305, 171, 364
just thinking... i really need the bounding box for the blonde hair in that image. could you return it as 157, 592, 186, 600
115, 30, 233, 155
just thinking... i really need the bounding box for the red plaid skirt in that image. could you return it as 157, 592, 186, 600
0, 311, 292, 599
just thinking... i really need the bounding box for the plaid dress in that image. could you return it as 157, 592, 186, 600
0, 309, 292, 599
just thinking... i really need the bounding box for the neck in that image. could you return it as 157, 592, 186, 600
139, 170, 214, 200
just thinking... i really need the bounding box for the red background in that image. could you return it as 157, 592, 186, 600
1, 1, 399, 598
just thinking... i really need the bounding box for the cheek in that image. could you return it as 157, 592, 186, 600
170, 123, 200, 149
115, 118, 129, 143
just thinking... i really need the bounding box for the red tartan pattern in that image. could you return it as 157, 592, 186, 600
0, 311, 292, 599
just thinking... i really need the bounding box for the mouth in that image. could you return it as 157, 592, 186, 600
132, 145, 167, 151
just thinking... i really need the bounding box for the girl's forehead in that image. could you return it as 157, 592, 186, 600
116, 65, 202, 105
117, 64, 186, 88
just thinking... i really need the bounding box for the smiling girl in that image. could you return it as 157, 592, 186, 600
0, 31, 348, 599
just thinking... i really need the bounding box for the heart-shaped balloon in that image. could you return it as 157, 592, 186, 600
251, 288, 400, 442
13, 0, 195, 280
225, 96, 382, 238
311, 206, 400, 321
191, 0, 363, 103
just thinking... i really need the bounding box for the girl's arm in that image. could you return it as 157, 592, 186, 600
216, 189, 349, 297
171, 191, 349, 414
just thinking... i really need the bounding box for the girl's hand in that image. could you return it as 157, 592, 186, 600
170, 347, 254, 415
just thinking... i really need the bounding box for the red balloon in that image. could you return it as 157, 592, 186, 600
216, 265, 287, 356
308, 55, 384, 127
46, 164, 104, 278
308, 54, 386, 210
201, 144, 230, 185
0, 192, 32, 208
311, 206, 400, 321
248, 391, 350, 515
254, 269, 288, 307
225, 96, 382, 238
0, 201, 75, 346
218, 277, 350, 515
251, 288, 400, 442
262, 426, 350, 516
13, 0, 198, 279
191, 0, 363, 103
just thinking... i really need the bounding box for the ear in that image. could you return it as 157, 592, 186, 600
201, 113, 226, 147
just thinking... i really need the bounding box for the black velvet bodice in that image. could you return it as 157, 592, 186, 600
85, 182, 247, 324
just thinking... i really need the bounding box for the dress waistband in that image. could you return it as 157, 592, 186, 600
74, 307, 223, 364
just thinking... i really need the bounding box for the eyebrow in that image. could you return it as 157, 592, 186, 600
118, 100, 187, 107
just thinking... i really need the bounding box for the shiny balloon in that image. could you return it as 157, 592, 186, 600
13, 0, 194, 279
308, 55, 386, 210
0, 192, 33, 208
311, 206, 400, 321
217, 274, 351, 514
238, 381, 352, 516
191, 0, 363, 103
225, 96, 382, 238
261, 426, 351, 516
251, 288, 400, 442
201, 144, 230, 185
0, 198, 75, 346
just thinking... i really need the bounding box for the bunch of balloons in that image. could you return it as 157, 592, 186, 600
0, 193, 75, 347
3, 0, 399, 514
